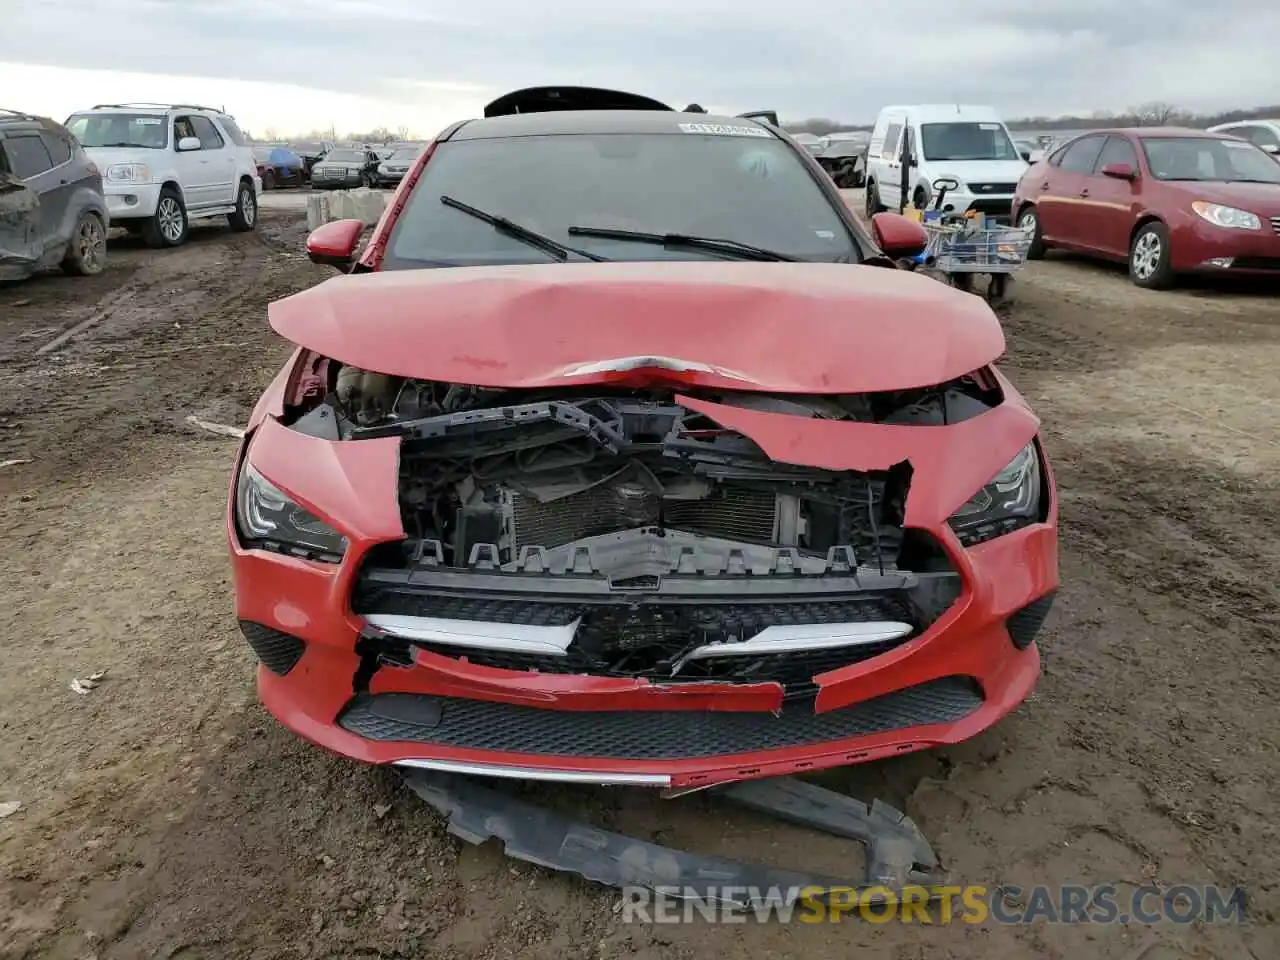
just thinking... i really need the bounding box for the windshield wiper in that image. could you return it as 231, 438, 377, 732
439, 195, 609, 262
566, 226, 800, 261
96, 141, 158, 148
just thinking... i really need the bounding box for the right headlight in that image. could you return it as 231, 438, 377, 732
106, 163, 151, 183
235, 462, 347, 561
948, 442, 1042, 546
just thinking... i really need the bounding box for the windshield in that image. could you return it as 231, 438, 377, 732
324, 150, 365, 163
920, 122, 1019, 161
1141, 137, 1280, 183
384, 132, 858, 268
66, 113, 168, 149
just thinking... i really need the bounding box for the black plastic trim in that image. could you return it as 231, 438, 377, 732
1006, 592, 1055, 650
238, 620, 305, 675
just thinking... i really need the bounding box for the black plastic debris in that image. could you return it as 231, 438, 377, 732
401, 769, 946, 907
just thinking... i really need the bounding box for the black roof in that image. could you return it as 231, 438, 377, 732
451, 110, 777, 141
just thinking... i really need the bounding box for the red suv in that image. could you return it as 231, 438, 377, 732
1012, 127, 1280, 288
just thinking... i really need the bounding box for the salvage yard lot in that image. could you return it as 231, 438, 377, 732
1, 208, 1277, 960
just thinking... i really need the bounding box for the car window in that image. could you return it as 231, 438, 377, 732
1058, 136, 1106, 174
1245, 126, 1279, 149
1095, 136, 1138, 172
40, 130, 74, 167
920, 122, 1019, 161
190, 116, 225, 150
1141, 137, 1280, 183
173, 116, 197, 144
66, 112, 168, 149
325, 150, 366, 162
384, 132, 859, 268
218, 115, 249, 146
3, 135, 55, 179
881, 123, 902, 159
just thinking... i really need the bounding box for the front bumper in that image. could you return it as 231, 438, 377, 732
1172, 215, 1280, 275
311, 170, 364, 190
103, 182, 163, 220
230, 451, 1058, 789
376, 171, 406, 185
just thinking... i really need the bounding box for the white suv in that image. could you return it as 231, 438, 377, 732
64, 103, 261, 248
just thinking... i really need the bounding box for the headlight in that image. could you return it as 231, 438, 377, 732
1191, 201, 1261, 230
235, 462, 347, 561
948, 442, 1042, 546
106, 163, 151, 183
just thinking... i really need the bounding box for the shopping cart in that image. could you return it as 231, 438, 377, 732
920, 220, 1034, 301
899, 177, 1033, 302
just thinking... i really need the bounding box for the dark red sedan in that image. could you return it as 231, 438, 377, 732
1012, 127, 1280, 288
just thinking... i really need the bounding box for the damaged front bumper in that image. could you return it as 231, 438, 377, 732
229, 394, 1058, 789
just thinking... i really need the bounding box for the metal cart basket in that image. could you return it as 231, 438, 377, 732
919, 220, 1035, 300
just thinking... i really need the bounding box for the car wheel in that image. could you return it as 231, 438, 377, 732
1129, 221, 1174, 289
61, 211, 107, 276
142, 187, 189, 248
1018, 205, 1045, 260
262, 170, 275, 191
227, 179, 258, 232
865, 181, 885, 218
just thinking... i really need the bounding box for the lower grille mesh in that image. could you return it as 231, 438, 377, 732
338, 676, 984, 758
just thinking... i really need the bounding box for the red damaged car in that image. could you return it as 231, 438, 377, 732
229, 88, 1058, 791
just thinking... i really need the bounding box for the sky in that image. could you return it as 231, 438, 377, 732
1, 0, 1278, 137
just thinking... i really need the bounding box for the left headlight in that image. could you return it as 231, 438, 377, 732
948, 442, 1043, 546
235, 462, 347, 561
1191, 201, 1261, 231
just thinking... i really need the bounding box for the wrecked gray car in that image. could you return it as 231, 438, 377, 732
0, 109, 108, 284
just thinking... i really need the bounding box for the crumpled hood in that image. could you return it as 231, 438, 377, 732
268, 261, 1005, 393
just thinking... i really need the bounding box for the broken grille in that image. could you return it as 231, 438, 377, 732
356, 590, 918, 699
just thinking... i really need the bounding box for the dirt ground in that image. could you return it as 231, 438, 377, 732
1, 204, 1277, 960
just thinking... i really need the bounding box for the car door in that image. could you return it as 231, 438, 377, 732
1077, 135, 1142, 258
877, 120, 904, 208
171, 115, 213, 209
1035, 134, 1106, 246
3, 132, 67, 256
0, 137, 43, 272
190, 116, 236, 205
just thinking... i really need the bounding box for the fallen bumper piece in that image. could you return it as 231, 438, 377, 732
401, 768, 945, 905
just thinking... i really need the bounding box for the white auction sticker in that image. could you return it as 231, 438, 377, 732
678, 122, 772, 137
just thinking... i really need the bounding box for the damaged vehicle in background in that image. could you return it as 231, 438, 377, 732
229, 87, 1059, 792
815, 131, 869, 187
1, 108, 108, 283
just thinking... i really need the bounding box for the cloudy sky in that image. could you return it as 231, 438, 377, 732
1, 0, 1277, 137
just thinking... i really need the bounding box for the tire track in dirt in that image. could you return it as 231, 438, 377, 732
0, 216, 327, 487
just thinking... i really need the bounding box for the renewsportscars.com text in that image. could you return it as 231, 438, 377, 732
621, 884, 1246, 925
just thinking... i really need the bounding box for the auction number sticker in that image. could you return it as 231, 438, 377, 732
678, 122, 772, 137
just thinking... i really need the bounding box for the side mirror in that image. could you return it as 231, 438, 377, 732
1020, 151, 1032, 162
177, 136, 201, 152
306, 218, 364, 270
1101, 162, 1136, 181
870, 212, 928, 259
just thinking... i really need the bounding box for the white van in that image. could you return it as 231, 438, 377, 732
863, 105, 1028, 221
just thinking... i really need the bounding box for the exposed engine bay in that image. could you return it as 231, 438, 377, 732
287, 358, 1001, 577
